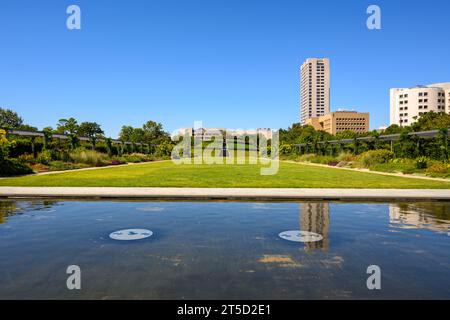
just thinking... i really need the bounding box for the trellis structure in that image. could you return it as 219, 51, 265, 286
4, 129, 156, 153
294, 129, 450, 155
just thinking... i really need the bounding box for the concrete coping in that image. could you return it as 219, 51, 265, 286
0, 187, 449, 201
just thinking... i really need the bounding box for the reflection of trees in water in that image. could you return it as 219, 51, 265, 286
389, 202, 450, 233
299, 203, 330, 251
0, 201, 18, 224
0, 200, 58, 224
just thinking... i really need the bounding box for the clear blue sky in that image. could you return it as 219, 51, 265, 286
1, 0, 449, 137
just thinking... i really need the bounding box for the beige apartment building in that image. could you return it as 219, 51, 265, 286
390, 82, 450, 126
300, 58, 330, 124
306, 111, 369, 135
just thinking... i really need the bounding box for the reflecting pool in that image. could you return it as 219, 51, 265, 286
0, 200, 449, 299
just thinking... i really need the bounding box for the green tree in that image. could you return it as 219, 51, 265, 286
156, 140, 174, 158
17, 124, 38, 132
57, 118, 79, 135
119, 126, 144, 143
119, 126, 135, 142
384, 124, 403, 135
0, 108, 23, 129
78, 122, 104, 148
335, 130, 358, 140
411, 111, 450, 132
143, 120, 167, 143
119, 120, 170, 146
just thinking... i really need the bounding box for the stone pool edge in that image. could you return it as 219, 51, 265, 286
0, 187, 449, 201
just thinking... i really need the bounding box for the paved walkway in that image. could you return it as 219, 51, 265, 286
285, 161, 450, 182
0, 187, 449, 200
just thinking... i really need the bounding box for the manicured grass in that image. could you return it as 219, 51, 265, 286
0, 160, 449, 189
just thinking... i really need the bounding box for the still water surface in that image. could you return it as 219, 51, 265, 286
0, 200, 449, 299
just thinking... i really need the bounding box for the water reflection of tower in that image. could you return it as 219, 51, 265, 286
300, 203, 330, 251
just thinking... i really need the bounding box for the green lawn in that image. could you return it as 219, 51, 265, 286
1, 160, 449, 189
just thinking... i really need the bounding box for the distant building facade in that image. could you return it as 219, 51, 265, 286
300, 58, 330, 125
390, 82, 450, 126
173, 128, 273, 141
194, 128, 223, 141
305, 110, 369, 135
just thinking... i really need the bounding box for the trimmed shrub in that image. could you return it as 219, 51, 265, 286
18, 153, 36, 164
357, 150, 394, 167
37, 150, 52, 165
415, 156, 428, 169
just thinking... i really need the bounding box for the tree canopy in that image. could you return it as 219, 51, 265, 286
78, 122, 104, 139
0, 108, 23, 129
119, 120, 169, 145
56, 118, 79, 135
